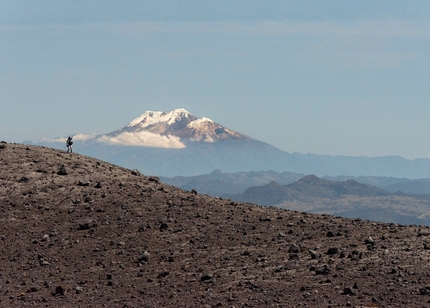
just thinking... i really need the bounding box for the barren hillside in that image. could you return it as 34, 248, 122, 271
1, 143, 430, 307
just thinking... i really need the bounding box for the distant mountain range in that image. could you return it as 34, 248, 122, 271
161, 171, 430, 225
161, 169, 430, 196
234, 175, 430, 226
36, 108, 430, 179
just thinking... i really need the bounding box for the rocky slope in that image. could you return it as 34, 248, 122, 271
2, 143, 430, 307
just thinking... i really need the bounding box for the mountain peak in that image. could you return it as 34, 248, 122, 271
96, 108, 251, 148
127, 108, 194, 129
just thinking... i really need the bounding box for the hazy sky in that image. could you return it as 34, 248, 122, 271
2, 1, 430, 159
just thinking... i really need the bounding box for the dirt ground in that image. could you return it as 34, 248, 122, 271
1, 143, 430, 307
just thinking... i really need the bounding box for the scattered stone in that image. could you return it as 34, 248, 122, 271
131, 169, 141, 176
148, 176, 160, 183
309, 250, 320, 259
78, 219, 97, 230
327, 247, 339, 255
200, 274, 213, 283
78, 180, 90, 186
342, 287, 355, 295
95, 181, 102, 188
138, 252, 150, 263
289, 253, 300, 261
18, 176, 29, 182
157, 271, 169, 278
160, 223, 168, 231
74, 286, 84, 294
288, 244, 300, 253
418, 231, 430, 237
314, 265, 330, 275
358, 251, 367, 259
53, 286, 65, 296
419, 288, 430, 295
57, 165, 68, 175
326, 231, 335, 237
27, 287, 39, 293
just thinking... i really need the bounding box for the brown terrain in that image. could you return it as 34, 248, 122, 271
2, 143, 430, 307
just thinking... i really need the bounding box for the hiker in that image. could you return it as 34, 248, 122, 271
66, 136, 73, 153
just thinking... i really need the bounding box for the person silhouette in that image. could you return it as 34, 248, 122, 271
66, 136, 73, 153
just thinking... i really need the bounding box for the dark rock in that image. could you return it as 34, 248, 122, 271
138, 252, 150, 263
131, 169, 141, 176
326, 231, 335, 237
358, 251, 367, 259
365, 236, 375, 245
200, 274, 213, 283
157, 271, 169, 278
78, 219, 97, 230
289, 253, 300, 261
27, 287, 39, 293
57, 165, 68, 175
18, 176, 29, 182
191, 189, 198, 195
148, 176, 160, 183
95, 181, 102, 188
160, 223, 168, 232
288, 244, 300, 253
327, 247, 339, 255
309, 250, 320, 259
315, 265, 330, 275
419, 288, 429, 295
53, 286, 65, 296
342, 287, 355, 295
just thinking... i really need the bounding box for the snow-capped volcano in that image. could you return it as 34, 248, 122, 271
97, 108, 249, 148
127, 108, 197, 133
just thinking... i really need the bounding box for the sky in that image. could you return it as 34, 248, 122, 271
2, 1, 430, 159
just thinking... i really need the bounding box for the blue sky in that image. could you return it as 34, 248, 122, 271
2, 1, 430, 159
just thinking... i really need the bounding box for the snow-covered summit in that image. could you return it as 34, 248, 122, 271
186, 117, 214, 129
128, 108, 194, 128
99, 108, 250, 148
